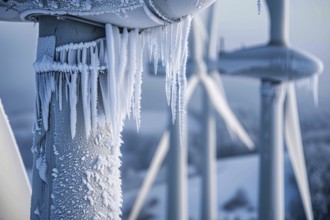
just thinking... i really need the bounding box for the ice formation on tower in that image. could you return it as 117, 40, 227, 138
34, 16, 192, 145
32, 17, 192, 219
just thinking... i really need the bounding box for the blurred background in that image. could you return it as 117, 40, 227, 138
0, 0, 329, 219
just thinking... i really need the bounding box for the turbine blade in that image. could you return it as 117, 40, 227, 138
284, 83, 313, 220
185, 74, 200, 103
192, 7, 254, 150
206, 0, 221, 60
0, 99, 31, 220
191, 16, 207, 63
128, 130, 170, 220
200, 74, 255, 149
210, 71, 227, 100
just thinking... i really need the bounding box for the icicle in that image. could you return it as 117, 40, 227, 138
58, 74, 63, 111
90, 47, 99, 132
296, 74, 320, 107
119, 28, 129, 86
65, 74, 70, 103
105, 23, 118, 145
69, 71, 78, 138
153, 41, 159, 75
38, 73, 54, 131
311, 75, 319, 106
81, 47, 92, 138
98, 41, 104, 65
134, 31, 143, 130
128, 30, 138, 114
177, 18, 191, 141
99, 73, 111, 124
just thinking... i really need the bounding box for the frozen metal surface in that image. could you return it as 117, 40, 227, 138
0, 0, 215, 28
218, 46, 323, 82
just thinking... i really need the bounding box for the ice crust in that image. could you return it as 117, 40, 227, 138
33, 19, 192, 218
22, 0, 145, 16
34, 16, 192, 144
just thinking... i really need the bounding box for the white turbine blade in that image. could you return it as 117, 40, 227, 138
206, 0, 221, 60
191, 16, 208, 63
128, 130, 170, 220
192, 16, 254, 149
284, 84, 313, 220
200, 75, 255, 149
0, 100, 31, 220
185, 74, 200, 103
210, 71, 227, 101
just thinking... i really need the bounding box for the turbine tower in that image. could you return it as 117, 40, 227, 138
218, 0, 323, 219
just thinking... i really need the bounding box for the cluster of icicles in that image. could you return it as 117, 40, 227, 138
296, 74, 320, 106
34, 16, 192, 147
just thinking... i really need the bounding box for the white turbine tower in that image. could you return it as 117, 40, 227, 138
218, 0, 323, 219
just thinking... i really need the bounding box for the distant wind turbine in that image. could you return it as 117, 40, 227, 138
217, 0, 323, 219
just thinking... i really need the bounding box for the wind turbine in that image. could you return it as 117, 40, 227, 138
217, 0, 323, 219
0, 0, 217, 219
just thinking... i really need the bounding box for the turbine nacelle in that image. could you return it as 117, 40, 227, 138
0, 0, 215, 28
218, 45, 323, 82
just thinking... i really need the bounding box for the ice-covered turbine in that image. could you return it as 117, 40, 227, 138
217, 0, 323, 219
0, 0, 217, 219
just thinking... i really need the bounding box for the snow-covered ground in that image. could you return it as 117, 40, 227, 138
11, 83, 330, 219
122, 154, 306, 220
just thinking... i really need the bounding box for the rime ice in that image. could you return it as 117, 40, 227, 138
34, 16, 192, 143
32, 16, 192, 219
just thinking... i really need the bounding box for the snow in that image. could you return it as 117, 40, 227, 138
123, 153, 304, 219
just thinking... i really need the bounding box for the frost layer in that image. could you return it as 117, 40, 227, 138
34, 16, 192, 146
32, 17, 192, 220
